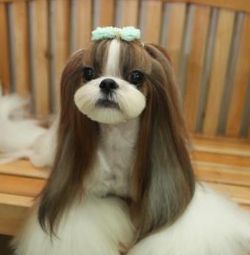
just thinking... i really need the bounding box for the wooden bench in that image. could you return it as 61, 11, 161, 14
0, 0, 250, 236
0, 135, 249, 236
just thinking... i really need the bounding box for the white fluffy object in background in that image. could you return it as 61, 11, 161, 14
0, 91, 56, 167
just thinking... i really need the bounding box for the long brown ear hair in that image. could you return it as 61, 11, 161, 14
38, 50, 99, 234
132, 44, 195, 241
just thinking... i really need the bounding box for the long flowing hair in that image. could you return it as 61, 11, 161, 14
38, 41, 195, 242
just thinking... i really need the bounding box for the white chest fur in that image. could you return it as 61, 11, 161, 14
86, 118, 139, 197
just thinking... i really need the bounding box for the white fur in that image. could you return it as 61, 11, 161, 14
105, 39, 121, 76
74, 39, 146, 124
128, 184, 250, 255
13, 196, 134, 255
86, 118, 139, 197
74, 76, 146, 124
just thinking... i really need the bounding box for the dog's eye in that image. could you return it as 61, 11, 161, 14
82, 67, 96, 81
129, 70, 145, 86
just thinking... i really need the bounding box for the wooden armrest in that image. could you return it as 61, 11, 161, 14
192, 135, 250, 211
0, 193, 33, 236
0, 160, 47, 235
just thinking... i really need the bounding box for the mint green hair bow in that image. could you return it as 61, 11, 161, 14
92, 26, 141, 42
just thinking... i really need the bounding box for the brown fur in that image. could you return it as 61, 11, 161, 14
131, 44, 195, 241
38, 50, 100, 233
38, 40, 195, 242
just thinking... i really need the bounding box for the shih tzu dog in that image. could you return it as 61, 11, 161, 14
0, 27, 250, 255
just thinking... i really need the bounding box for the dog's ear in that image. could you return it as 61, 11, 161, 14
131, 44, 195, 241
38, 49, 99, 234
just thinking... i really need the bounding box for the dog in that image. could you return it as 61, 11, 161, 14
0, 27, 249, 255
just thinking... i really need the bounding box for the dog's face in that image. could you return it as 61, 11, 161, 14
74, 39, 151, 124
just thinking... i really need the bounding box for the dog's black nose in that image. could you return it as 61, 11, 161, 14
99, 78, 118, 93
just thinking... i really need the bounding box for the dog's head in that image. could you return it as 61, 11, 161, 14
74, 39, 147, 124
39, 29, 195, 241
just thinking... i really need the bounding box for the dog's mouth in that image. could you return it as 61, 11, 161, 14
96, 98, 120, 109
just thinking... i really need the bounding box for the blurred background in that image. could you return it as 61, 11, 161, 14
0, 0, 250, 254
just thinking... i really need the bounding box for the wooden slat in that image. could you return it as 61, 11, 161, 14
0, 193, 33, 236
0, 193, 34, 236
0, 3, 10, 92
203, 10, 235, 135
226, 15, 250, 136
76, 0, 92, 49
12, 0, 29, 96
0, 202, 29, 235
192, 135, 250, 156
141, 0, 163, 44
0, 160, 48, 179
184, 6, 210, 131
120, 0, 139, 27
0, 174, 45, 196
163, 0, 250, 14
194, 162, 250, 186
0, 193, 33, 208
54, 0, 70, 110
32, 0, 49, 117
192, 151, 250, 168
166, 3, 186, 72
206, 182, 250, 205
97, 0, 115, 26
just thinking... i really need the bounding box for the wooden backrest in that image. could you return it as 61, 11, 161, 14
0, 0, 249, 139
